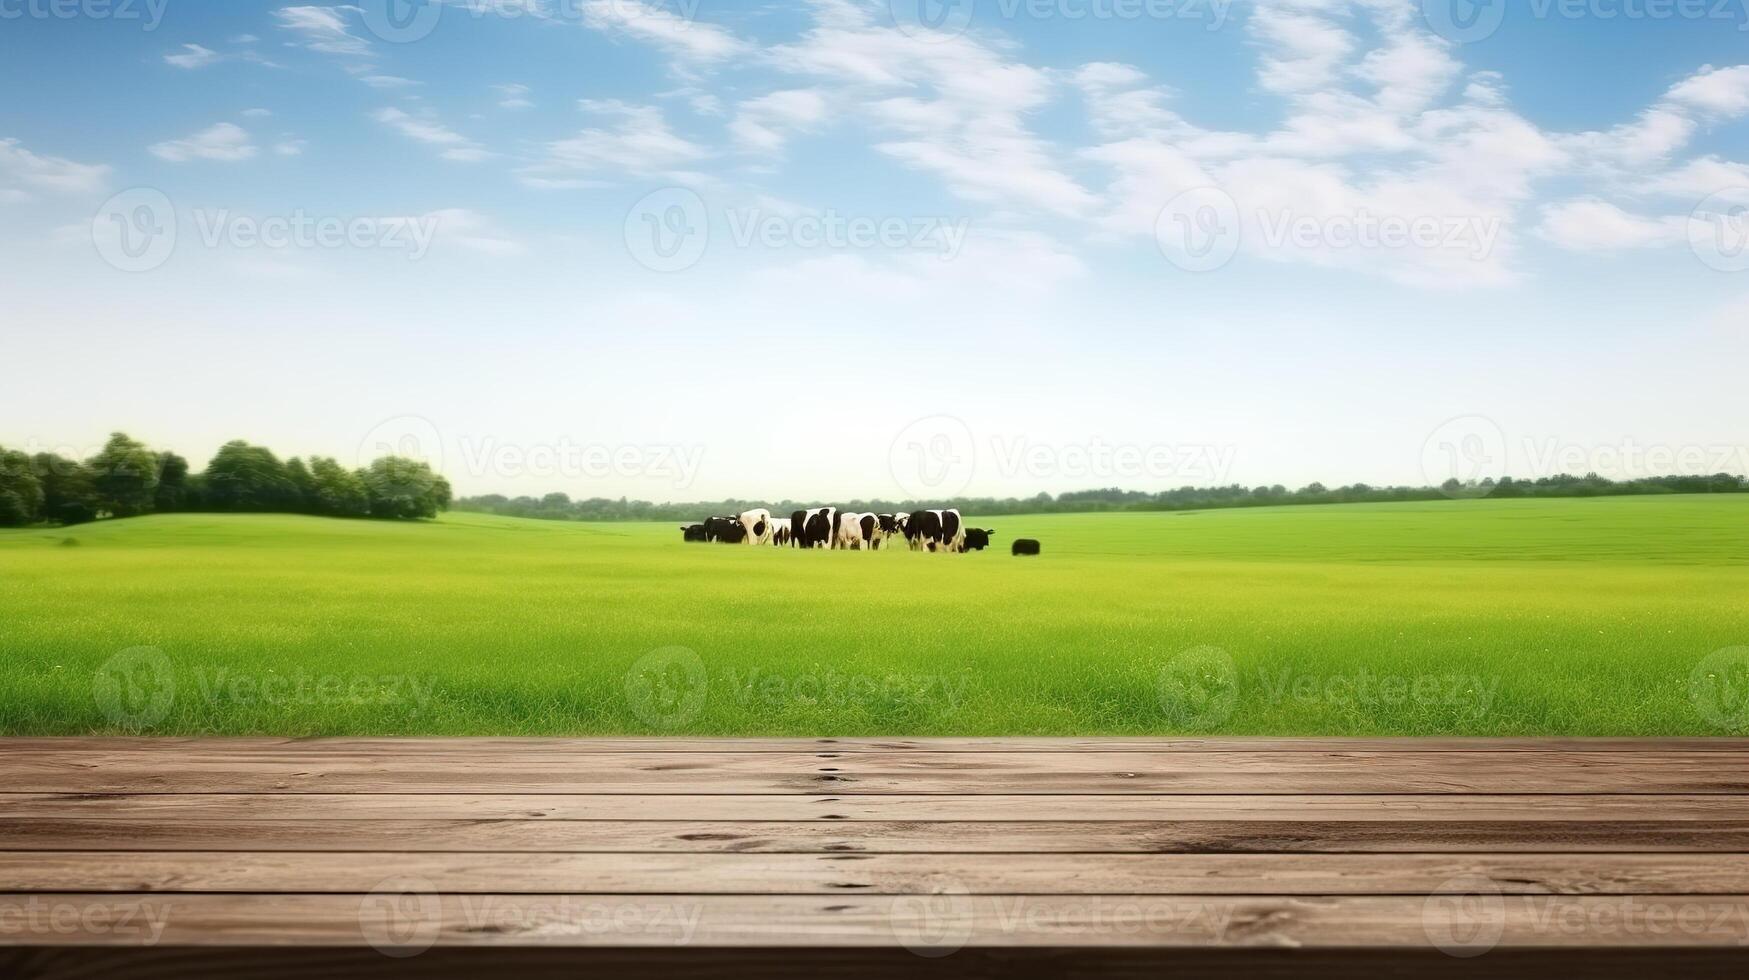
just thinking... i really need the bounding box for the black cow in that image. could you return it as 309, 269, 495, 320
703, 516, 746, 543
681, 523, 708, 543
793, 507, 837, 549
871, 513, 904, 550
1011, 538, 1041, 556
962, 528, 995, 551
903, 508, 962, 552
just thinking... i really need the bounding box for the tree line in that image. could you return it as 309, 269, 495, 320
0, 433, 452, 527
453, 472, 1749, 524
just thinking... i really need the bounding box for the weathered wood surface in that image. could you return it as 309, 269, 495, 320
2, 737, 1747, 976
9, 749, 1748, 793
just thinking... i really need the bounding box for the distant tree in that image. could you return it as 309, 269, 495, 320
307, 457, 370, 517
203, 441, 297, 512
362, 456, 447, 519
285, 458, 317, 514
33, 453, 98, 525
153, 452, 190, 513
0, 446, 44, 527
86, 432, 159, 518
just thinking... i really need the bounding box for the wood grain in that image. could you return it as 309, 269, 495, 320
4, 737, 1748, 961
5, 793, 1743, 821
4, 852, 1747, 895
4, 893, 1749, 948
8, 750, 1746, 794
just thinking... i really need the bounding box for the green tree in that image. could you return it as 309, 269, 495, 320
285, 457, 317, 514
86, 432, 159, 518
33, 453, 98, 525
0, 446, 44, 527
203, 441, 297, 512
153, 452, 190, 513
308, 457, 370, 517
361, 456, 447, 519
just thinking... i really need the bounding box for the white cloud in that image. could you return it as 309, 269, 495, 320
765, 3, 1095, 216
519, 102, 707, 185
273, 5, 372, 58
424, 208, 525, 254
495, 83, 533, 110
0, 138, 111, 194
148, 122, 258, 163
1666, 64, 1749, 118
729, 89, 828, 153
274, 137, 308, 157
360, 75, 420, 89
1640, 157, 1749, 199
374, 107, 490, 161
241, 107, 273, 118
577, 0, 747, 64
165, 43, 220, 69
1536, 199, 1685, 251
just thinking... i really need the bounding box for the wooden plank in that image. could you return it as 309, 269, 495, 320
7, 751, 1746, 793
6, 819, 1747, 852
10, 737, 1749, 753
4, 852, 1747, 896
5, 793, 1745, 822
5, 893, 1749, 947
6, 946, 1747, 980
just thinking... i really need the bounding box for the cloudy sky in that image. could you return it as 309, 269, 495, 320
2, 0, 1746, 501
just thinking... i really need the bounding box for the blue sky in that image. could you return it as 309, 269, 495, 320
2, 0, 1746, 501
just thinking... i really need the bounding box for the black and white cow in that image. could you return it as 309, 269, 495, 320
869, 513, 904, 550
738, 508, 772, 546
769, 517, 792, 547
962, 527, 995, 552
681, 523, 709, 542
903, 509, 964, 553
703, 515, 747, 543
792, 507, 838, 549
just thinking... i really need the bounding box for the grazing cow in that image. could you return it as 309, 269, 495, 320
681, 523, 708, 543
793, 507, 838, 549
703, 515, 746, 544
836, 512, 878, 551
738, 508, 773, 546
869, 514, 903, 551
1012, 538, 1041, 556
962, 527, 995, 552
769, 517, 792, 547
903, 509, 964, 553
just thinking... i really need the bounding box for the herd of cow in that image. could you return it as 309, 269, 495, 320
682, 507, 1004, 554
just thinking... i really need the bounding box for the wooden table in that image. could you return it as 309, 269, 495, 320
2, 738, 1748, 977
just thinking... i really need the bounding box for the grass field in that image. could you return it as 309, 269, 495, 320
2, 496, 1746, 736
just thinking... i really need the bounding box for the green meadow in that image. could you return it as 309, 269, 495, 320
1, 496, 1746, 736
